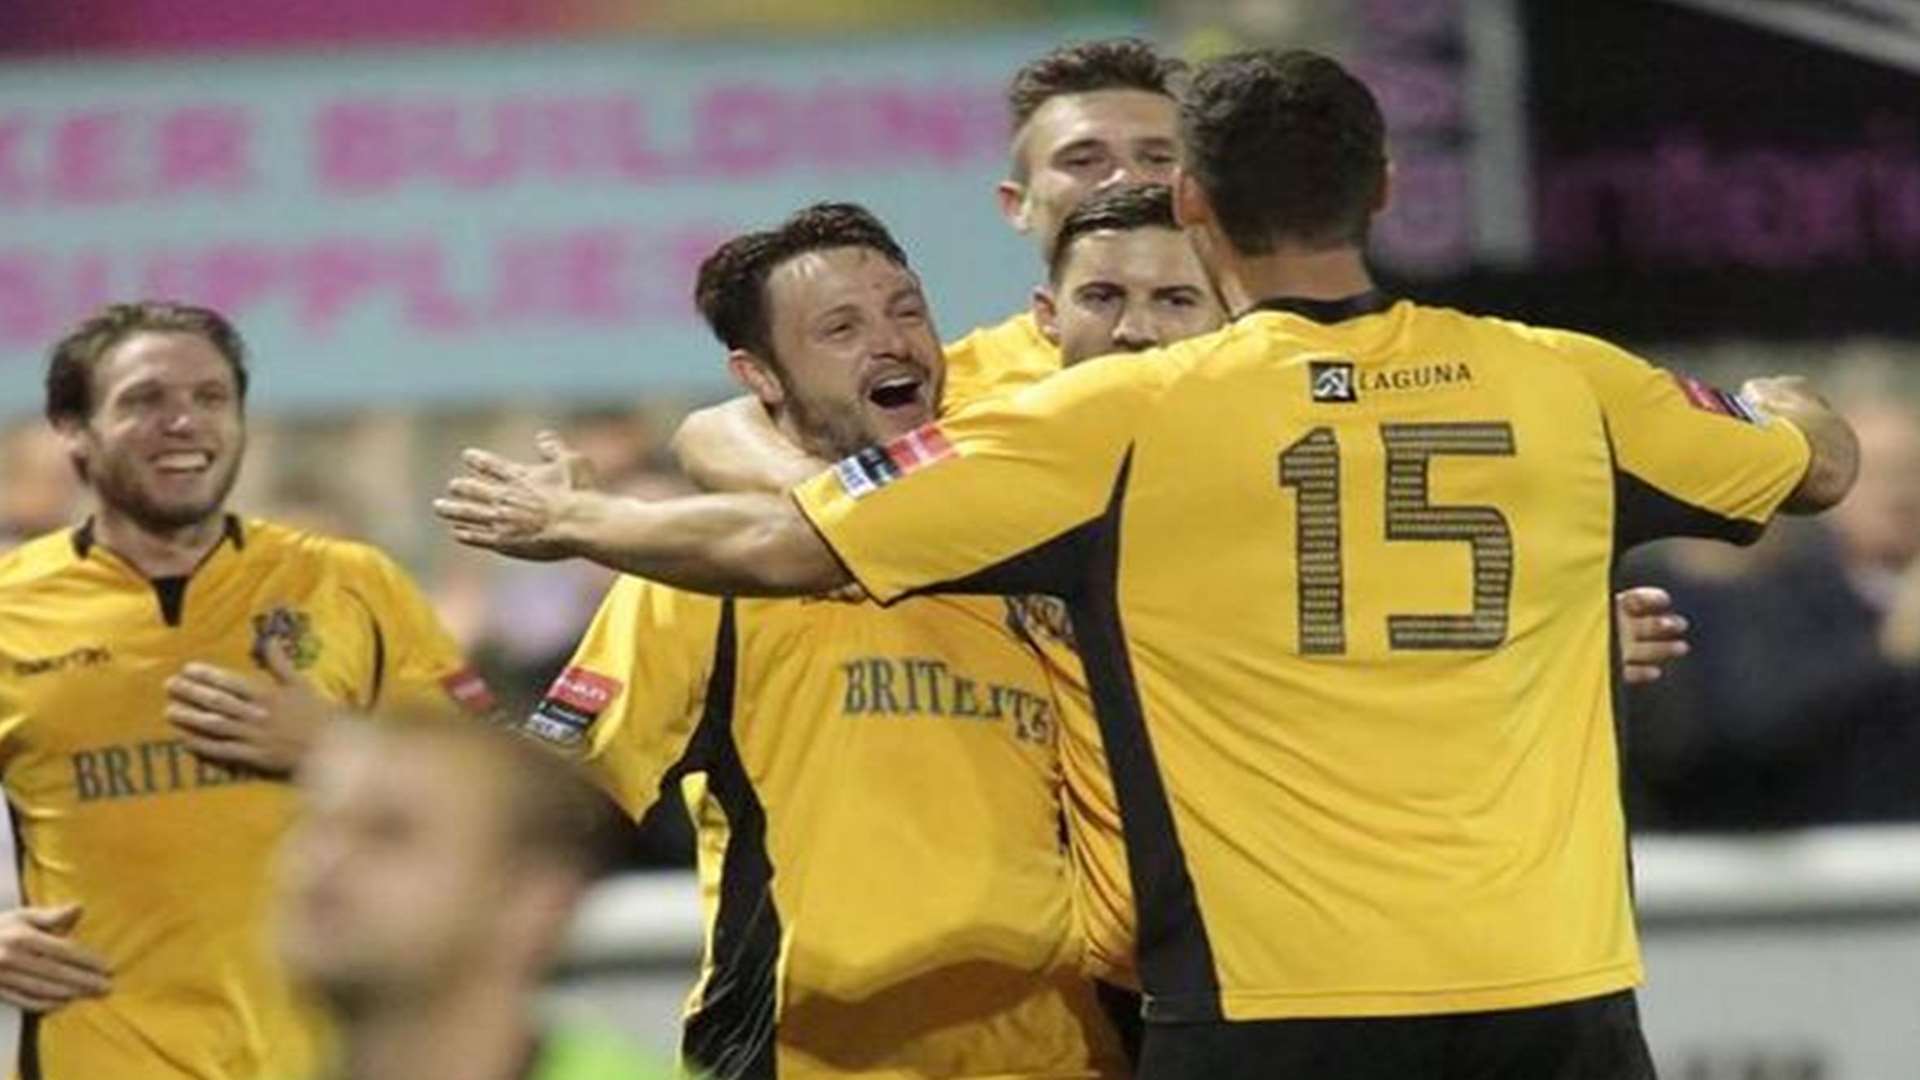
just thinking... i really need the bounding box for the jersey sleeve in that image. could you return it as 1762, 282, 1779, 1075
521, 577, 722, 821
1545, 330, 1813, 546
344, 545, 498, 719
793, 353, 1163, 604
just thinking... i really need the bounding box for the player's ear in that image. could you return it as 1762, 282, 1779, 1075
1031, 286, 1061, 345
50, 418, 92, 485
1375, 157, 1394, 216
1172, 167, 1212, 231
996, 179, 1031, 233
727, 350, 785, 409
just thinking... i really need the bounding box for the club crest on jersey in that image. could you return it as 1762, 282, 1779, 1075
833, 424, 957, 499
526, 665, 625, 748
1673, 373, 1763, 424
1309, 360, 1358, 403
251, 607, 320, 670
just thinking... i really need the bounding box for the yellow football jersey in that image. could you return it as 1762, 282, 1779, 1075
796, 295, 1812, 1022
941, 311, 1062, 414
939, 312, 1135, 991
531, 577, 1127, 1079
0, 516, 487, 1080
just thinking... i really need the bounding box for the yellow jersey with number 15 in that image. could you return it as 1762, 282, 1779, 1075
796, 296, 1811, 1023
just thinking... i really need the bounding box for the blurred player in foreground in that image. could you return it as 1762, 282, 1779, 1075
511, 204, 1129, 1078
278, 718, 664, 1080
436, 49, 1853, 1080
0, 302, 489, 1079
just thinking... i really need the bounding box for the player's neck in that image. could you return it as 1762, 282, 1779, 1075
1212, 246, 1376, 318
340, 980, 538, 1080
89, 504, 229, 579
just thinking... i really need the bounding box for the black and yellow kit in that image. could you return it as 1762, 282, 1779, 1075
796, 295, 1812, 1022
0, 517, 487, 1079
531, 577, 1127, 1079
942, 313, 1138, 991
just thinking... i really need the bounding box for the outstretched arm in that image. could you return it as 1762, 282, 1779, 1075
669, 396, 829, 494
436, 447, 847, 596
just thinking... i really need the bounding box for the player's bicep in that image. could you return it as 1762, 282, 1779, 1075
1562, 335, 1811, 545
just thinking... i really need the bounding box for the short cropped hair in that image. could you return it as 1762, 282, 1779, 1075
1007, 38, 1186, 179
693, 202, 912, 368
1047, 182, 1181, 283
1179, 49, 1387, 254
46, 301, 250, 426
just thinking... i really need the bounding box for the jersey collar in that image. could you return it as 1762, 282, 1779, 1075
70, 513, 245, 560
1242, 290, 1395, 324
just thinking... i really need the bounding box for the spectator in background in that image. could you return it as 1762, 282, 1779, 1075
278, 718, 668, 1080
1625, 397, 1920, 829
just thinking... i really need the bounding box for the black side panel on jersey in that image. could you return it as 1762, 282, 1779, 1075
1613, 465, 1764, 551
9, 802, 40, 1080
1065, 450, 1223, 1022
680, 600, 782, 1080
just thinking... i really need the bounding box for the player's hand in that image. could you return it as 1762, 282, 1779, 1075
0, 904, 111, 1013
433, 434, 589, 562
1616, 586, 1689, 684
165, 641, 332, 777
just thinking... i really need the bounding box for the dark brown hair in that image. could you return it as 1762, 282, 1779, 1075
45, 301, 250, 426
1179, 49, 1387, 254
693, 202, 911, 366
1007, 38, 1186, 179
1047, 182, 1181, 282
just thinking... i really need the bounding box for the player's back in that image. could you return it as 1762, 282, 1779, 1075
1041, 298, 1804, 1023
1094, 301, 1634, 1020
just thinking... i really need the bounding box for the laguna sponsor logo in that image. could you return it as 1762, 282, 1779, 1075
1309, 360, 1357, 403
525, 666, 624, 747
833, 423, 957, 499
1309, 358, 1474, 402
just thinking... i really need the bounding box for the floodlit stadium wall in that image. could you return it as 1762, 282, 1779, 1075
549, 826, 1920, 1079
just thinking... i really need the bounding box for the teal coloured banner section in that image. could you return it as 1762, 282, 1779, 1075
0, 25, 1138, 415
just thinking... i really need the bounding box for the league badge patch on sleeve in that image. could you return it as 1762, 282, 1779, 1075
525, 666, 624, 747
832, 423, 957, 499
439, 665, 499, 717
1674, 374, 1762, 424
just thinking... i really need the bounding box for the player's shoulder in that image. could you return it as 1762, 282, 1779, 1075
239, 517, 418, 585
603, 574, 727, 631
947, 310, 1050, 359
0, 527, 85, 593
1418, 303, 1630, 361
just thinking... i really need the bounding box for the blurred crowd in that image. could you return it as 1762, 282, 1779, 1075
4, 359, 1919, 841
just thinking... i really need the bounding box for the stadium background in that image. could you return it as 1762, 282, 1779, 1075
1, 0, 1916, 1075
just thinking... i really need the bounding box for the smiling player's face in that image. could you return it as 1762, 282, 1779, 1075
755, 246, 948, 458
67, 332, 245, 533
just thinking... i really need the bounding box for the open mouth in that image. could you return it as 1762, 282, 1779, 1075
866, 373, 925, 412
152, 450, 214, 476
